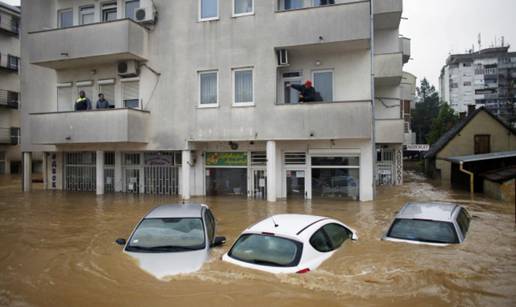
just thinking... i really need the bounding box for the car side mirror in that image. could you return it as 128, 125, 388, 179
115, 238, 126, 246
211, 236, 226, 247
351, 232, 358, 241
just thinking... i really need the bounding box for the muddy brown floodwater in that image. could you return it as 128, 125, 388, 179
0, 172, 515, 307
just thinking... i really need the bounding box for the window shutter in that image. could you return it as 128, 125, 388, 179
122, 81, 139, 108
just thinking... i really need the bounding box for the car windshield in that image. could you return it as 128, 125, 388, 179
228, 234, 303, 267
126, 218, 205, 253
387, 218, 459, 244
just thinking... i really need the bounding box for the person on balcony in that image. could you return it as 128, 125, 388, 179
74, 91, 92, 111
287, 80, 322, 103
96, 93, 112, 109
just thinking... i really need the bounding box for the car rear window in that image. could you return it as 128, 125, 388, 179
456, 208, 470, 238
228, 234, 303, 267
387, 218, 459, 244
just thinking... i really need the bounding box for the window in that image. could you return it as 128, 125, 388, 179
463, 81, 472, 86
199, 71, 218, 106
7, 91, 18, 108
313, 70, 333, 102
79, 5, 95, 25
456, 208, 470, 238
10, 127, 20, 145
205, 210, 215, 244
309, 223, 351, 253
200, 0, 218, 20
309, 229, 332, 252
98, 79, 115, 108
233, 68, 254, 106
102, 2, 118, 22
281, 0, 304, 10
313, 0, 335, 6
125, 0, 140, 19
122, 79, 140, 108
58, 8, 73, 28
474, 135, 490, 154
234, 0, 253, 16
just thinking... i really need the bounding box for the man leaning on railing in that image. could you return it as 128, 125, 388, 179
75, 90, 92, 111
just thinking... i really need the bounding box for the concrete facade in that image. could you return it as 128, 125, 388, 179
21, 0, 408, 201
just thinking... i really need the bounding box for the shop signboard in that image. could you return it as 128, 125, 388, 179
206, 152, 248, 167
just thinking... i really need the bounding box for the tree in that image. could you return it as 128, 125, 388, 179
427, 103, 460, 145
411, 78, 440, 144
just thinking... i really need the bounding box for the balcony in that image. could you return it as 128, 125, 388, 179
274, 1, 371, 48
30, 108, 149, 145
400, 37, 411, 64
28, 19, 148, 70
0, 89, 18, 109
192, 100, 373, 141
375, 119, 404, 143
374, 53, 402, 86
373, 0, 402, 30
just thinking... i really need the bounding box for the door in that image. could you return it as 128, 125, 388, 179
124, 169, 140, 194
286, 170, 305, 199
252, 169, 267, 199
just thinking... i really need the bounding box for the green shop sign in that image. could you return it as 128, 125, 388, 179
205, 152, 248, 166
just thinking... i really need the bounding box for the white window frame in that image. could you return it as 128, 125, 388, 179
58, 8, 73, 28
101, 2, 118, 22
232, 0, 254, 17
198, 70, 219, 108
79, 5, 96, 25
124, 0, 140, 19
232, 67, 255, 107
199, 0, 219, 22
312, 69, 334, 102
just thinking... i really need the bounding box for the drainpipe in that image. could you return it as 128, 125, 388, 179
459, 161, 474, 194
370, 0, 377, 197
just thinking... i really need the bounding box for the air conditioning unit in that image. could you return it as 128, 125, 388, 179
135, 6, 157, 24
277, 49, 289, 66
117, 60, 140, 77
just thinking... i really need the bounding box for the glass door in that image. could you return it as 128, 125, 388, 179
286, 170, 305, 199
252, 169, 267, 199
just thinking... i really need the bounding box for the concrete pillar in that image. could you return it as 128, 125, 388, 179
181, 150, 191, 200
360, 142, 374, 201
42, 152, 48, 190
266, 141, 277, 202
23, 152, 32, 192
114, 152, 123, 192
96, 150, 105, 195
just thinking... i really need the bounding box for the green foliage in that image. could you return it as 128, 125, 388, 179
427, 103, 460, 145
411, 78, 440, 144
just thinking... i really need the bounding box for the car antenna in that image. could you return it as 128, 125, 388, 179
271, 216, 279, 228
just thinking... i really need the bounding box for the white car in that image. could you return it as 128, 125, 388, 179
383, 202, 471, 246
116, 204, 226, 279
222, 214, 358, 274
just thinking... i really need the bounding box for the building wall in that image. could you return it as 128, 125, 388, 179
435, 111, 516, 180
484, 179, 515, 203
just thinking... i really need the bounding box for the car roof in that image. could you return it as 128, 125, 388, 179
247, 214, 328, 238
396, 202, 461, 222
145, 204, 207, 219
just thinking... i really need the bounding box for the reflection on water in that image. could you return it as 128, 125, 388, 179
0, 172, 515, 306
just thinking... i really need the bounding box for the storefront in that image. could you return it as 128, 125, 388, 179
205, 152, 248, 197
310, 155, 360, 200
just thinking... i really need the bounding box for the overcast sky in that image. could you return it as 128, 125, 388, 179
4, 0, 516, 89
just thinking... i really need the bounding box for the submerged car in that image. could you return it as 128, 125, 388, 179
222, 214, 358, 274
383, 202, 471, 246
116, 204, 226, 279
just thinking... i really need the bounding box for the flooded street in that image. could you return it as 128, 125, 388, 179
0, 172, 515, 307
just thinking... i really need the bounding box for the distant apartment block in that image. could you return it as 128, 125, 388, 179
21, 0, 409, 200
0, 1, 21, 174
439, 46, 516, 125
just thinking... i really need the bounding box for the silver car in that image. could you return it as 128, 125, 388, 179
383, 202, 471, 246
116, 204, 225, 279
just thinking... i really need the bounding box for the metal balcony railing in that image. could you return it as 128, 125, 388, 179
0, 14, 19, 35
0, 89, 19, 108
0, 127, 19, 145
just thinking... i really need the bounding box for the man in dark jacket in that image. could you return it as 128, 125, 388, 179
75, 90, 92, 111
288, 80, 320, 103
96, 93, 112, 109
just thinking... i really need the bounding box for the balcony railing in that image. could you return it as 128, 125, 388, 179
0, 89, 19, 108
0, 53, 19, 72
30, 108, 150, 145
0, 127, 19, 145
28, 19, 149, 69
0, 14, 19, 36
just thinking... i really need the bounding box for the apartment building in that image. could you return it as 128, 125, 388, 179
0, 1, 20, 174
439, 46, 516, 125
21, 0, 409, 201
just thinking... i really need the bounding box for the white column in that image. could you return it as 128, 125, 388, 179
96, 150, 105, 195
114, 151, 123, 192
360, 142, 374, 201
266, 141, 277, 202
23, 152, 32, 192
181, 150, 191, 200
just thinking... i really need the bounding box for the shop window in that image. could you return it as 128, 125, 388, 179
474, 135, 490, 154
312, 168, 359, 200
